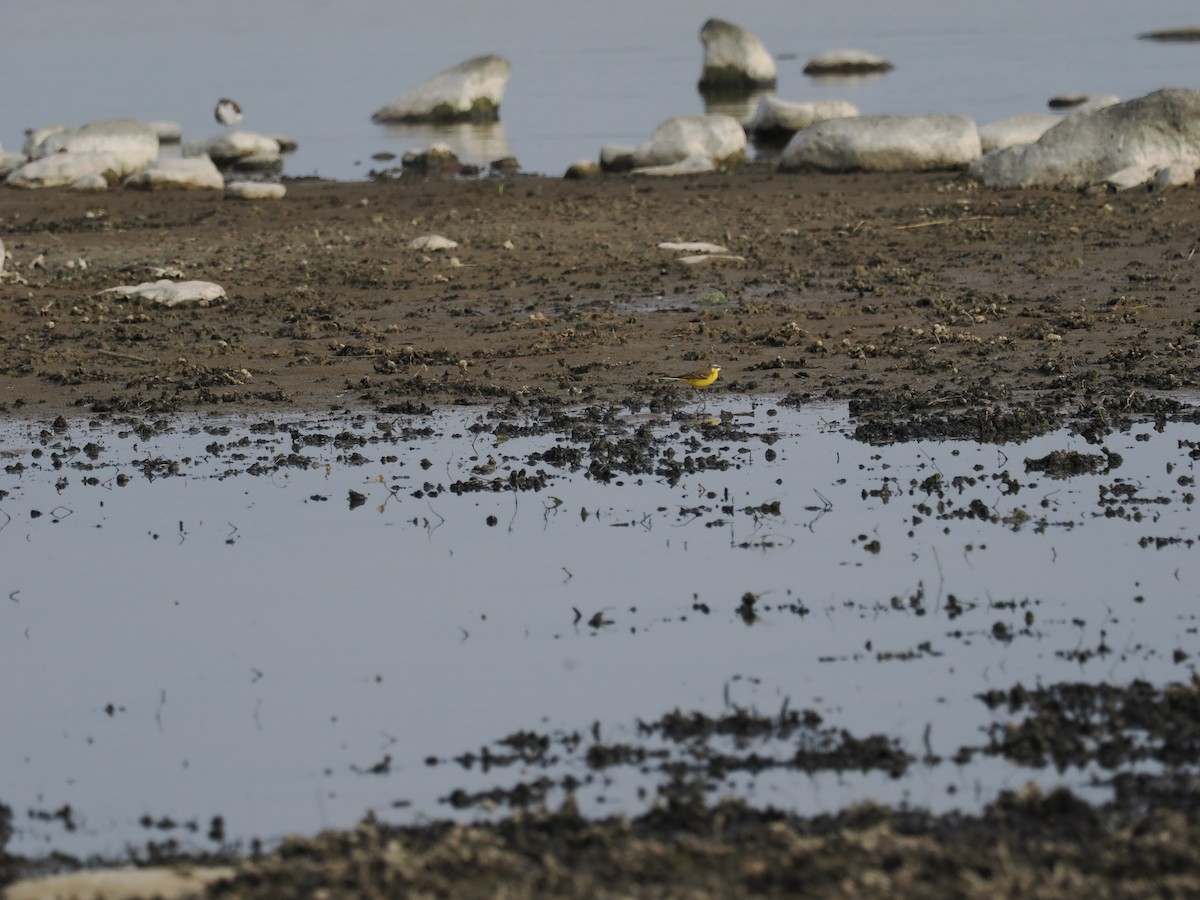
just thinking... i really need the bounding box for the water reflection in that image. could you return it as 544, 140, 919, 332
373, 121, 513, 168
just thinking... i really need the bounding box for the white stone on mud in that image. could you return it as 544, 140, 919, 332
125, 158, 225, 191
697, 18, 776, 91
226, 181, 287, 200
658, 241, 729, 253
408, 235, 459, 251
4, 866, 235, 900
978, 113, 1062, 153
748, 96, 859, 138
970, 88, 1200, 189
183, 131, 282, 167
70, 173, 111, 192
31, 119, 159, 177
1152, 162, 1196, 190
633, 154, 716, 177
676, 253, 745, 267
5, 152, 125, 188
100, 280, 227, 307
1102, 164, 1157, 191
372, 55, 512, 123
803, 49, 894, 76
779, 114, 980, 173
631, 115, 746, 169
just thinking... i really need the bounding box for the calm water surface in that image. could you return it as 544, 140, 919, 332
3, 1, 1199, 178
1, 401, 1197, 856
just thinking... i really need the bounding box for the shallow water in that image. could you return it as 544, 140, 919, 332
1, 400, 1197, 856
3, 0, 1199, 178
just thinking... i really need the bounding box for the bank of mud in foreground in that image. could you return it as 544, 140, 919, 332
2, 168, 1200, 896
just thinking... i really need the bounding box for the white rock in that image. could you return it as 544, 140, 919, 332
970, 88, 1200, 189
978, 113, 1062, 153
23, 125, 64, 157
100, 280, 226, 307
125, 157, 225, 191
600, 144, 637, 172
658, 241, 729, 253
183, 130, 282, 166
372, 55, 512, 123
697, 18, 776, 91
0, 237, 5, 274
633, 154, 717, 177
748, 96, 859, 137
70, 173, 111, 192
1103, 164, 1158, 191
1152, 162, 1196, 190
4, 866, 235, 900
631, 115, 746, 169
0, 151, 27, 177
408, 234, 459, 251
803, 49, 894, 76
5, 152, 125, 188
780, 115, 981, 173
32, 119, 158, 176
676, 253, 745, 266
226, 181, 287, 200
148, 120, 183, 143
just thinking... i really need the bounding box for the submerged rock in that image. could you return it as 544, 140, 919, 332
970, 88, 1200, 189
803, 49, 894, 76
780, 114, 980, 173
697, 18, 776, 92
372, 55, 512, 124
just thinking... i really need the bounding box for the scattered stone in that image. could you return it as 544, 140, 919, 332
100, 280, 227, 307
779, 114, 981, 173
371, 55, 512, 124
1103, 164, 1158, 192
182, 131, 282, 168
5, 152, 125, 189
1152, 162, 1196, 190
978, 113, 1062, 153
402, 143, 460, 173
629, 114, 746, 169
70, 173, 111, 192
125, 158, 225, 191
747, 96, 859, 140
4, 866, 235, 900
564, 159, 602, 179
149, 120, 183, 143
970, 88, 1200, 189
632, 154, 716, 177
225, 181, 287, 200
408, 235, 459, 251
803, 49, 894, 76
697, 17, 776, 92
1138, 26, 1200, 42
658, 241, 729, 253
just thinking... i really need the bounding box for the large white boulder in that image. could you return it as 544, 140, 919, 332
125, 157, 225, 190
978, 113, 1062, 153
748, 96, 859, 139
631, 115, 747, 169
30, 118, 158, 176
970, 88, 1200, 189
372, 55, 512, 123
697, 18, 776, 92
779, 114, 981, 173
5, 152, 126, 188
182, 131, 282, 167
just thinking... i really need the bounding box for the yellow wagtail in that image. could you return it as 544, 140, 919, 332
660, 365, 721, 389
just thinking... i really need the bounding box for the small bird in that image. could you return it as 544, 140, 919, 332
214, 98, 243, 128
660, 365, 721, 389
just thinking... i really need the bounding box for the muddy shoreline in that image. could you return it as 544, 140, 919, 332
3, 168, 1200, 896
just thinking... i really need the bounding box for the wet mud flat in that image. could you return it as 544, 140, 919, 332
0, 392, 1199, 897
3, 166, 1200, 893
